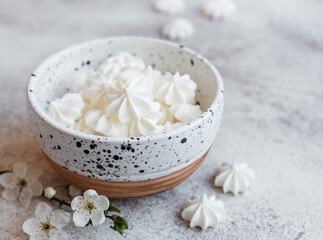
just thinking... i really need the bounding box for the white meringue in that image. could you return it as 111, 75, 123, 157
118, 67, 143, 84
99, 52, 145, 79
155, 72, 197, 105
73, 117, 95, 135
127, 66, 156, 93
103, 82, 154, 123
160, 121, 185, 132
154, 0, 185, 14
50, 52, 203, 137
161, 18, 194, 40
158, 103, 175, 124
215, 162, 255, 195
49, 93, 85, 127
169, 103, 202, 122
81, 77, 106, 108
201, 0, 237, 20
69, 69, 99, 92
129, 103, 163, 137
84, 109, 128, 137
182, 194, 225, 230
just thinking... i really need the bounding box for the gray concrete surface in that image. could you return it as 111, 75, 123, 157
0, 0, 322, 239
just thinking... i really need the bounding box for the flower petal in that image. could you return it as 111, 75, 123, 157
48, 228, 68, 240
95, 195, 109, 211
0, 172, 16, 188
34, 202, 52, 221
71, 196, 86, 210
50, 210, 70, 229
26, 168, 43, 181
90, 209, 105, 225
30, 235, 45, 240
28, 180, 43, 196
2, 188, 19, 201
84, 189, 98, 200
73, 210, 90, 227
13, 161, 28, 178
19, 187, 33, 207
22, 218, 42, 236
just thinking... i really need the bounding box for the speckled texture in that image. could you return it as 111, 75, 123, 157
0, 0, 323, 239
27, 37, 224, 182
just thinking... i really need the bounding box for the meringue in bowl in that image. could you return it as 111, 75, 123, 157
27, 37, 224, 197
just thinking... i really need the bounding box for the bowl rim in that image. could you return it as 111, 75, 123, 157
27, 36, 224, 143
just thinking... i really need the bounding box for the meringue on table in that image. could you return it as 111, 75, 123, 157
201, 0, 237, 20
161, 18, 195, 40
181, 193, 225, 230
153, 0, 185, 14
49, 52, 203, 137
214, 162, 255, 195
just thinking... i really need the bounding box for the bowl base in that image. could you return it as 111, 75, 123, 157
44, 151, 208, 198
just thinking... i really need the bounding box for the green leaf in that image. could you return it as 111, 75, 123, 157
85, 219, 92, 227
104, 209, 109, 216
108, 205, 121, 213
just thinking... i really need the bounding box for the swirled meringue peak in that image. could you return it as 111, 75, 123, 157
161, 18, 194, 40
154, 0, 185, 14
201, 0, 237, 20
69, 69, 99, 92
181, 194, 225, 230
49, 51, 203, 137
214, 162, 255, 195
169, 103, 202, 122
99, 51, 145, 79
84, 109, 128, 137
156, 72, 197, 105
73, 117, 95, 135
103, 83, 154, 123
129, 102, 163, 137
49, 93, 85, 128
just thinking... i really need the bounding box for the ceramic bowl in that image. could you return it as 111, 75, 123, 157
27, 37, 224, 198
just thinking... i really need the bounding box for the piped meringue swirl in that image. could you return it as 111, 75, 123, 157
49, 52, 203, 137
49, 93, 85, 128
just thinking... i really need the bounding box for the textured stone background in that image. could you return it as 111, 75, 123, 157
0, 0, 323, 239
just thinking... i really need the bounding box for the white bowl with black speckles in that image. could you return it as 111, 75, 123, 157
27, 37, 224, 183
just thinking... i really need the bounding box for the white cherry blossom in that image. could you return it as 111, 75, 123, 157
0, 162, 43, 206
71, 189, 109, 227
22, 202, 70, 240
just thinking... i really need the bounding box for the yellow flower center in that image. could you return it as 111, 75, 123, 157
41, 222, 53, 233
17, 179, 27, 188
85, 201, 96, 213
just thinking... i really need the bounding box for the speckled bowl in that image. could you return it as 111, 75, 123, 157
27, 37, 224, 197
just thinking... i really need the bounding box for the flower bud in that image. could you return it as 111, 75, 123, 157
44, 187, 56, 199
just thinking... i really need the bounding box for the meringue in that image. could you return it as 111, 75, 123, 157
99, 51, 145, 79
49, 93, 85, 128
214, 162, 255, 195
84, 109, 129, 137
155, 72, 197, 105
169, 103, 203, 122
103, 82, 154, 123
201, 0, 237, 20
49, 52, 203, 137
161, 18, 194, 40
154, 0, 185, 14
129, 103, 163, 137
181, 194, 225, 230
